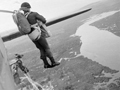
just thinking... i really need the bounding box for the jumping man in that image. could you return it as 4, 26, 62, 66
20, 2, 60, 68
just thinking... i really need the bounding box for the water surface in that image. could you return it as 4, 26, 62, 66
75, 10, 120, 70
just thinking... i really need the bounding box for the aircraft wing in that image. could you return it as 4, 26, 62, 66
2, 8, 91, 42
46, 8, 91, 26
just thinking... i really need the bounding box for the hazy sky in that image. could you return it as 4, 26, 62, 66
0, 0, 102, 33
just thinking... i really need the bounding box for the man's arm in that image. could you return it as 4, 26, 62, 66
35, 12, 46, 24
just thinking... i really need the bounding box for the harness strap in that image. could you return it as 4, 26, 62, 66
27, 28, 34, 34
24, 12, 31, 18
28, 23, 40, 34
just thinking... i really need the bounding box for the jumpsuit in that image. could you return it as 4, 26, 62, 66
26, 12, 59, 68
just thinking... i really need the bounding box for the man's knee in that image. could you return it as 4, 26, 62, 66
40, 55, 46, 60
45, 49, 53, 57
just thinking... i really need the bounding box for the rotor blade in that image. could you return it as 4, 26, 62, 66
0, 10, 14, 13
46, 8, 92, 26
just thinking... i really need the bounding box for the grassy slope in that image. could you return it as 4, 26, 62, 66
4, 0, 120, 90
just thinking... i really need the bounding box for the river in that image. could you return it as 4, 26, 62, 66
75, 10, 120, 71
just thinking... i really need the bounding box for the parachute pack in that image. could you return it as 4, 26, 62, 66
12, 10, 51, 40
12, 10, 31, 35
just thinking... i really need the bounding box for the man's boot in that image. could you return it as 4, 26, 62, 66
49, 57, 60, 67
41, 57, 51, 68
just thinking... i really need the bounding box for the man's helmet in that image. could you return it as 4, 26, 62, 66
21, 2, 31, 8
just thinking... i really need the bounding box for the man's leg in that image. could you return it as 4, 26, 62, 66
32, 41, 51, 68
38, 37, 60, 67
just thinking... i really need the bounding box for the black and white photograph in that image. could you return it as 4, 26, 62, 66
0, 0, 119, 90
